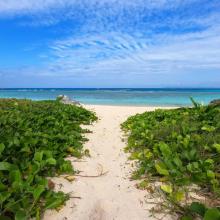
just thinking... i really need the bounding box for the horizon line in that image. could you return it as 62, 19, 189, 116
1, 87, 220, 90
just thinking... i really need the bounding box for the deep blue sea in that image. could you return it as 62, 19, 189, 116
0, 88, 220, 106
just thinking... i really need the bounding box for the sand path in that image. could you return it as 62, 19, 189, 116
44, 105, 168, 220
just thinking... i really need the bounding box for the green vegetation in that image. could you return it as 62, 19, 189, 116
0, 99, 97, 220
122, 100, 220, 219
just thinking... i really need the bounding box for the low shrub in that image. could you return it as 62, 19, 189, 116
122, 100, 220, 219
0, 99, 97, 220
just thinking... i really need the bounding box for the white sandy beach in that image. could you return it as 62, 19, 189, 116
43, 105, 174, 220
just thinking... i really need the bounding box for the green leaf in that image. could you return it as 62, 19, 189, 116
0, 143, 5, 155
181, 217, 193, 220
155, 162, 169, 176
43, 150, 53, 159
0, 182, 7, 191
0, 192, 11, 203
9, 170, 22, 182
143, 149, 153, 159
36, 208, 40, 220
159, 143, 172, 157
46, 158, 56, 165
201, 125, 216, 132
33, 185, 45, 201
205, 159, 214, 165
34, 151, 44, 162
136, 180, 148, 190
204, 208, 220, 220
12, 180, 23, 190
45, 198, 64, 210
20, 146, 31, 153
207, 170, 215, 179
13, 138, 20, 146
213, 144, 220, 153
15, 210, 27, 220
161, 184, 172, 194
59, 160, 73, 173
129, 152, 139, 160
189, 202, 206, 216
0, 162, 13, 171
190, 97, 199, 108
173, 156, 183, 168
174, 191, 184, 202
32, 161, 41, 175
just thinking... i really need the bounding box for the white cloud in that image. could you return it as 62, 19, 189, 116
1, 0, 220, 87
34, 23, 220, 80
0, 0, 207, 20
0, 0, 65, 14
0, 0, 179, 15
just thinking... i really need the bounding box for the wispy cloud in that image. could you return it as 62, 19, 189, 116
0, 0, 220, 87
36, 25, 220, 81
0, 0, 183, 15
1, 0, 219, 28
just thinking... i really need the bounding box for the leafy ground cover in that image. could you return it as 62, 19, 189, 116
0, 99, 97, 220
122, 101, 220, 220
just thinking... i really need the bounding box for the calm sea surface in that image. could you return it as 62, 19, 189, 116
0, 88, 220, 106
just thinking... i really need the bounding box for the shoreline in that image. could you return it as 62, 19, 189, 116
0, 97, 187, 107
83, 103, 179, 109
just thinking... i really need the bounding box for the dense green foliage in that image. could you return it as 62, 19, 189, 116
0, 99, 97, 220
122, 102, 220, 219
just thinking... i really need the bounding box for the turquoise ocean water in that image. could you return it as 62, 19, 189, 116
0, 88, 220, 106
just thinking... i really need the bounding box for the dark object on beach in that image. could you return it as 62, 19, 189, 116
57, 95, 81, 105
209, 99, 220, 106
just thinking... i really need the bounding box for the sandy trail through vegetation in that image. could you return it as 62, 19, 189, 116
44, 105, 170, 220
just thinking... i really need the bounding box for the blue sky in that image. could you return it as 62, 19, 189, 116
0, 0, 220, 88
